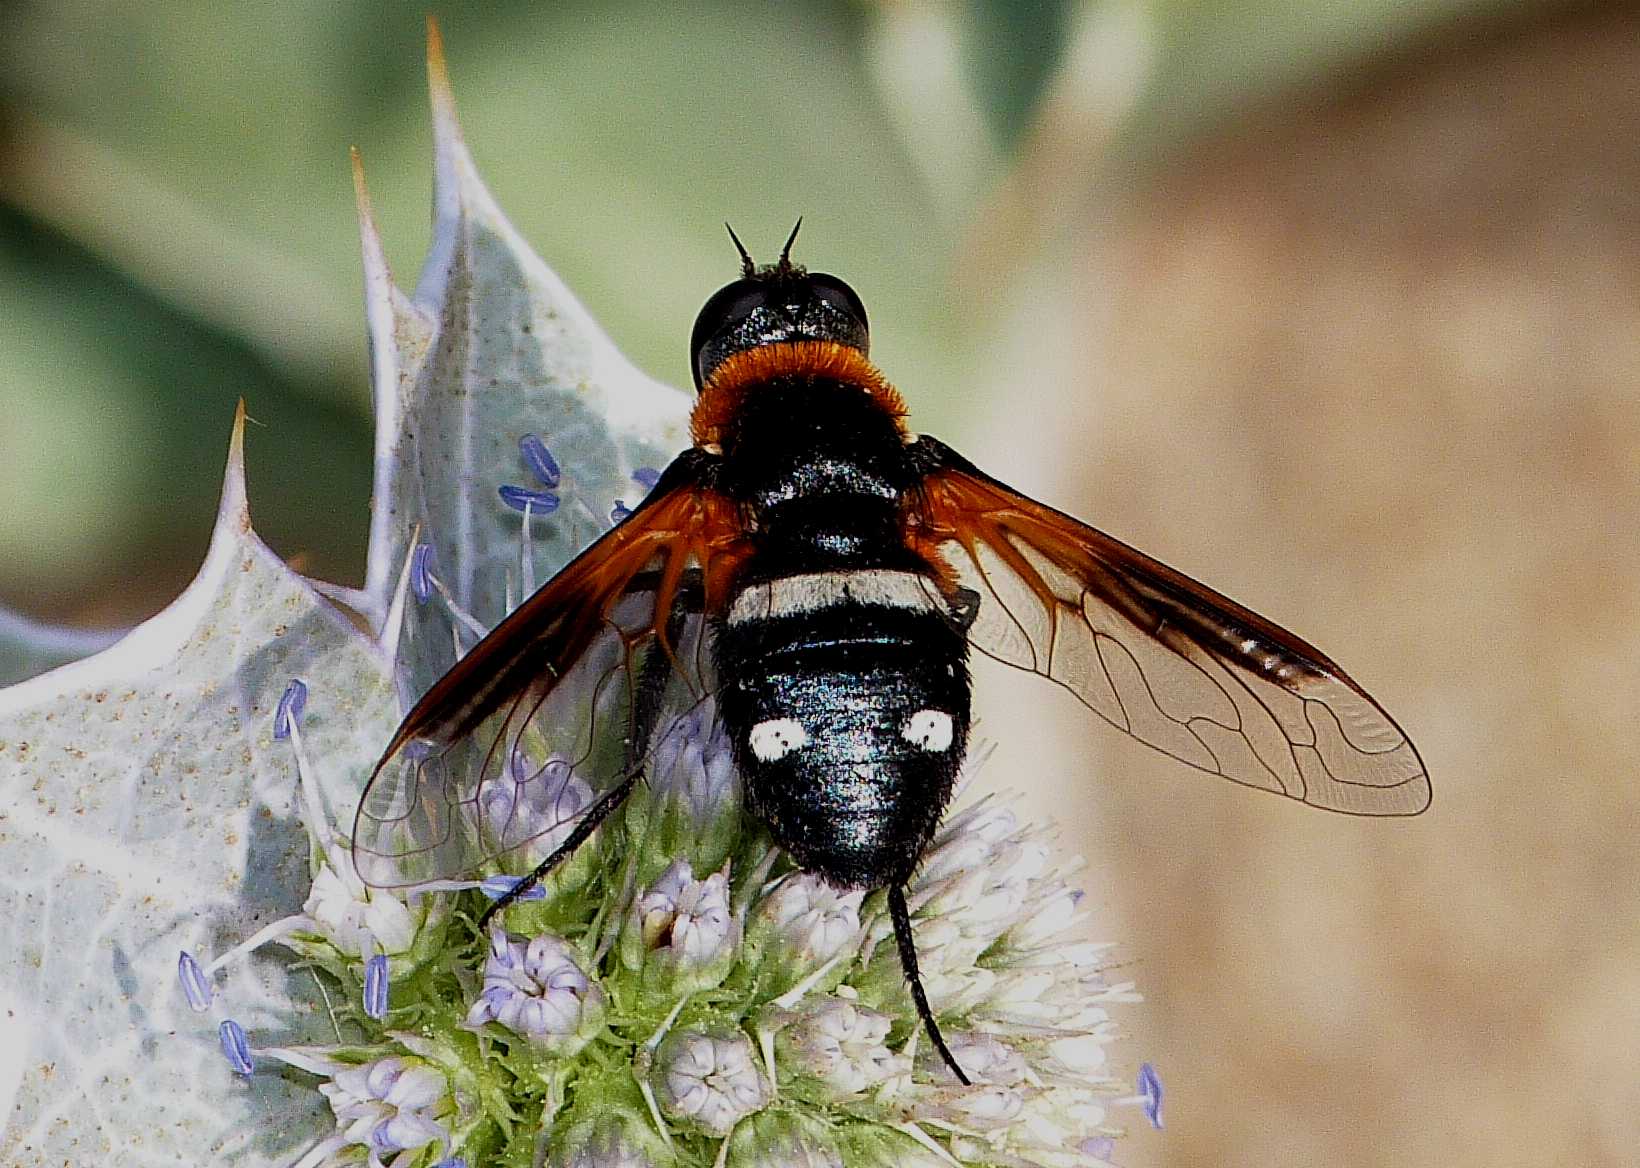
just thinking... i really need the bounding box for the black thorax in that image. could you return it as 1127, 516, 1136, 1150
714, 378, 919, 577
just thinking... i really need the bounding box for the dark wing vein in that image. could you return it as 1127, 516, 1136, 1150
910, 437, 1429, 816
352, 458, 748, 887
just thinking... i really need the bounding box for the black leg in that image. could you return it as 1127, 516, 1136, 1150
888, 883, 970, 1085
948, 585, 982, 633
476, 773, 638, 929
626, 581, 696, 765
476, 574, 701, 931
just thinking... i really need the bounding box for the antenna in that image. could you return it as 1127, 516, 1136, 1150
724, 222, 755, 277
776, 217, 804, 274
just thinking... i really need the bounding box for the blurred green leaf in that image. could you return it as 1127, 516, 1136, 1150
0, 608, 120, 687
964, 0, 1075, 146
0, 203, 372, 620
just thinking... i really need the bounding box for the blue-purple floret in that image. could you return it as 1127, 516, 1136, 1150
410, 543, 437, 603
364, 953, 390, 1020
177, 950, 212, 1011
1137, 1062, 1164, 1129
479, 875, 547, 902
498, 485, 561, 515
632, 466, 661, 491
519, 434, 562, 488
610, 501, 633, 524
218, 1019, 254, 1076
272, 679, 307, 741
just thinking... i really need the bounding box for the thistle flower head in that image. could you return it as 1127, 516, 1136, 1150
649, 705, 738, 825
773, 994, 909, 1095
746, 872, 865, 972
723, 1113, 847, 1168
187, 662, 1147, 1166
464, 927, 606, 1054
304, 851, 425, 959
634, 859, 738, 961
653, 1026, 770, 1138
319, 1055, 455, 1157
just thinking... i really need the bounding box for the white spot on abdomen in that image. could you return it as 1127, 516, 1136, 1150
901, 709, 954, 752
749, 718, 810, 763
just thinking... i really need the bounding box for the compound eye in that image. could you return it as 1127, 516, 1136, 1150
691, 279, 772, 386
807, 273, 869, 337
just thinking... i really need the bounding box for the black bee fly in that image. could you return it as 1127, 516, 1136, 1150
353, 224, 1431, 1084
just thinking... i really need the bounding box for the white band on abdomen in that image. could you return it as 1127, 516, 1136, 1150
727, 569, 941, 626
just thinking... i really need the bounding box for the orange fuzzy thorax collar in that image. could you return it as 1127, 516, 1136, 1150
690, 341, 907, 451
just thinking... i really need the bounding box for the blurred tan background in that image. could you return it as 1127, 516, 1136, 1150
3, 3, 1637, 1166
979, 4, 1640, 1165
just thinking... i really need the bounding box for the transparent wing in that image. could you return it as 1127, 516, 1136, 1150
352, 596, 647, 888
910, 437, 1430, 815
352, 454, 747, 887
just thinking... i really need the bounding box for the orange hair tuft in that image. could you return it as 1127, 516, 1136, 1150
691, 341, 907, 449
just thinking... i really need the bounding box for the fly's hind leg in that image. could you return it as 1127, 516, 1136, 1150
475, 772, 640, 928
948, 585, 982, 633
888, 883, 971, 1085
626, 567, 706, 765
476, 569, 706, 930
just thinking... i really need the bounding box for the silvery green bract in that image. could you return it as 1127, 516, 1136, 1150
0, 26, 1143, 1168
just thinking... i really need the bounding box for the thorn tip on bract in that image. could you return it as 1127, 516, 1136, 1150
230, 398, 248, 464
425, 13, 456, 120
217, 400, 251, 530
425, 14, 446, 75
349, 147, 370, 208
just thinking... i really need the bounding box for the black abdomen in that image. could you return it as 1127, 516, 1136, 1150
709, 373, 970, 887
713, 583, 970, 888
